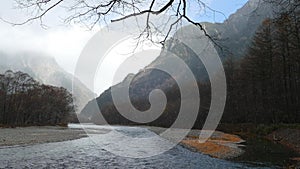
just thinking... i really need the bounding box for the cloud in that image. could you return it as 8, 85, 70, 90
0, 21, 98, 74
0, 0, 100, 74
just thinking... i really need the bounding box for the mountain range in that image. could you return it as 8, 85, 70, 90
81, 0, 276, 124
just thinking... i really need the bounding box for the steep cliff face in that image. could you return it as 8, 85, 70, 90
80, 0, 276, 125
0, 51, 94, 113
203, 0, 274, 58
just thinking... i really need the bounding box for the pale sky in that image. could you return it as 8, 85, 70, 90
0, 0, 248, 94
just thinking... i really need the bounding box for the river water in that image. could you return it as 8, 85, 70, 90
0, 124, 275, 169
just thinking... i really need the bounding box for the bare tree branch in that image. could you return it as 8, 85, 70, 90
1, 0, 63, 26
2, 0, 228, 47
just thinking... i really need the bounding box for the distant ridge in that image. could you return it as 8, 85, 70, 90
0, 51, 94, 113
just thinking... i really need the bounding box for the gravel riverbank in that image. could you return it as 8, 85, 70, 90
0, 126, 87, 147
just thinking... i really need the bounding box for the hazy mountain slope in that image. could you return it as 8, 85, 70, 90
0, 51, 94, 113
203, 0, 274, 57
80, 28, 219, 125
80, 0, 276, 122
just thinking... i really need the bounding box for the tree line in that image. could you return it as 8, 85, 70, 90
221, 9, 300, 124
0, 70, 75, 127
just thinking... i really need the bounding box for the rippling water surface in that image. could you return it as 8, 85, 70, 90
0, 124, 274, 169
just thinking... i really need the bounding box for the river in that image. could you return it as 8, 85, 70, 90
0, 124, 276, 168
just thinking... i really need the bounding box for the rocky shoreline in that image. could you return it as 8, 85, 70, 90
266, 128, 300, 166
266, 128, 300, 153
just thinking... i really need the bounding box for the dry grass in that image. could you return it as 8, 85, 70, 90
182, 140, 232, 158
181, 131, 244, 159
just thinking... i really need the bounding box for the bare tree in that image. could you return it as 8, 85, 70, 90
0, 70, 75, 126
2, 0, 225, 44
